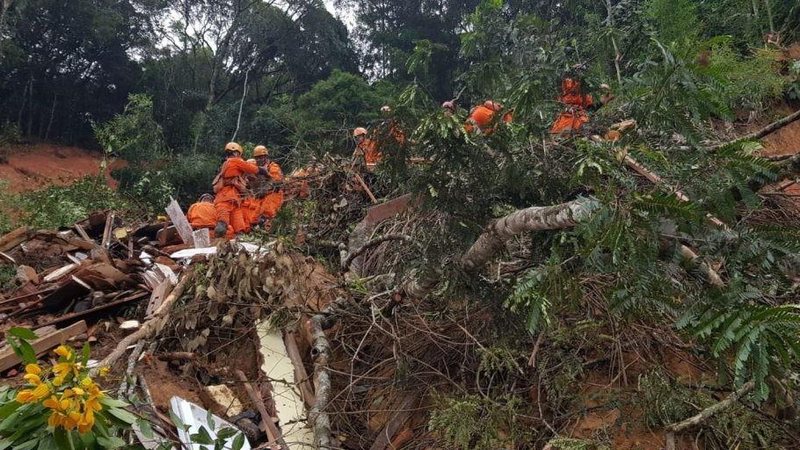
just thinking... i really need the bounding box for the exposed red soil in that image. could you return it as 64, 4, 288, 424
760, 116, 800, 157
0, 143, 123, 193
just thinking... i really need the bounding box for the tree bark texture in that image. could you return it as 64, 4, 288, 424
309, 314, 332, 449
461, 197, 601, 271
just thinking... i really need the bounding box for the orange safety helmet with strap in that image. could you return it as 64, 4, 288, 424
212, 142, 248, 194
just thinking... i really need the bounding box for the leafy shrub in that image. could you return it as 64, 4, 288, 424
1, 330, 136, 449
428, 394, 533, 450
17, 177, 130, 229
94, 94, 167, 164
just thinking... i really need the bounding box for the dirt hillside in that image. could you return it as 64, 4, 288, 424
0, 144, 121, 192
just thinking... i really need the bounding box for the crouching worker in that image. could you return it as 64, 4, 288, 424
187, 194, 216, 230
212, 142, 269, 238
253, 145, 284, 221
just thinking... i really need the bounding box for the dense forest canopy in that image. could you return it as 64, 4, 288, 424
3, 2, 800, 447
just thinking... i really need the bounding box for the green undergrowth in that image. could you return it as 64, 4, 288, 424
15, 177, 134, 229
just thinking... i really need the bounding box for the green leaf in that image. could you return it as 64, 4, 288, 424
8, 328, 37, 341
137, 418, 155, 439
10, 438, 38, 450
81, 343, 91, 366
37, 435, 58, 450
0, 400, 21, 419
96, 436, 126, 449
105, 406, 138, 425
191, 426, 214, 445
99, 397, 130, 408
216, 427, 238, 440
232, 432, 246, 450
16, 340, 37, 364
168, 409, 186, 432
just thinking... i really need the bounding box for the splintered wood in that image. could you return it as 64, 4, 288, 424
165, 198, 195, 246
256, 320, 315, 449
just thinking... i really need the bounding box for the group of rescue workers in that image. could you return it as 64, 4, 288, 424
187, 74, 612, 240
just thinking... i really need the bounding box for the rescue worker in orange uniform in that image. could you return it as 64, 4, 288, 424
352, 127, 381, 171
253, 145, 284, 221
550, 78, 613, 135
212, 142, 269, 238
187, 194, 217, 230
464, 100, 513, 135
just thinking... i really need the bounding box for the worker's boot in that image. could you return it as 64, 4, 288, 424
214, 221, 228, 238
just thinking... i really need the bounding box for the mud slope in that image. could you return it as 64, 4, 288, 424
0, 144, 122, 192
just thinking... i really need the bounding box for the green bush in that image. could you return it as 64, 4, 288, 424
17, 177, 131, 229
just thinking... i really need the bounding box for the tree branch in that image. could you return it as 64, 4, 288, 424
341, 234, 413, 271
461, 197, 602, 271
708, 109, 800, 151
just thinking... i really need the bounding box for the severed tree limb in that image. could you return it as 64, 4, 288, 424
664, 381, 755, 450
677, 244, 724, 288
461, 197, 602, 271
90, 270, 193, 377
309, 313, 332, 449
341, 234, 413, 271
708, 109, 800, 151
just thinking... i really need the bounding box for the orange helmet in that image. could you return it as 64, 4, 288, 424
253, 145, 268, 157
224, 142, 243, 154
353, 127, 368, 137
483, 100, 502, 111
562, 78, 580, 95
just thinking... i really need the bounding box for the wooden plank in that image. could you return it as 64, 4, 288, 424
0, 321, 88, 372
368, 396, 416, 450
192, 228, 211, 249
42, 263, 79, 283
40, 278, 92, 311
165, 198, 195, 246
35, 291, 149, 329
145, 278, 173, 319
101, 212, 115, 248
283, 329, 316, 408
73, 223, 94, 243
0, 227, 29, 253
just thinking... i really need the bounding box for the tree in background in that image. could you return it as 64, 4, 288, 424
0, 0, 148, 144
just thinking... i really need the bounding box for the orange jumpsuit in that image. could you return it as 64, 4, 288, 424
187, 201, 217, 229
464, 105, 512, 135
214, 157, 260, 237
550, 78, 594, 134
258, 162, 284, 219
356, 139, 382, 171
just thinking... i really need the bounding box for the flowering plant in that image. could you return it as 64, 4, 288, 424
0, 328, 137, 449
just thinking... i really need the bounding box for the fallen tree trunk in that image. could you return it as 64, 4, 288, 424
461, 197, 602, 271
709, 109, 800, 151
664, 381, 755, 450
309, 313, 332, 449
91, 270, 193, 376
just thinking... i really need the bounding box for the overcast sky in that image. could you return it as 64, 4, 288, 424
323, 0, 356, 30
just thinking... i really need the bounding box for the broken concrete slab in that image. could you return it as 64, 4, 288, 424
256, 320, 314, 449
200, 384, 245, 418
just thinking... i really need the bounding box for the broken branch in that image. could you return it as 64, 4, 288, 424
90, 270, 193, 376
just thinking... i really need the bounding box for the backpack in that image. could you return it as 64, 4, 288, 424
212, 160, 247, 194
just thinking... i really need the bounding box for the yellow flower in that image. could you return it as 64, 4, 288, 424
30, 383, 50, 400
52, 375, 65, 387
71, 387, 85, 396
48, 411, 63, 428
85, 397, 102, 413
54, 345, 73, 359
53, 362, 71, 378
43, 395, 61, 410
77, 408, 94, 434
23, 373, 42, 385
15, 390, 36, 403
98, 366, 110, 378
24, 364, 42, 375
79, 377, 95, 390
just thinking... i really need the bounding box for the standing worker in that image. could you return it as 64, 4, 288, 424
352, 127, 381, 171
212, 142, 269, 238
